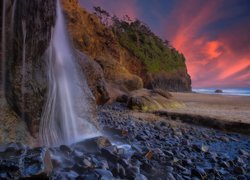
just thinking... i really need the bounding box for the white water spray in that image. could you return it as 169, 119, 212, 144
40, 0, 99, 146
1, 0, 6, 93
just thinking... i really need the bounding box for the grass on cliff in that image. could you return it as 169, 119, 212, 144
112, 18, 186, 73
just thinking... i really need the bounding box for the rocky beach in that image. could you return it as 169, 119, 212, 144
0, 102, 250, 179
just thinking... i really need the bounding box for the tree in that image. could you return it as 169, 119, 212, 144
93, 6, 110, 25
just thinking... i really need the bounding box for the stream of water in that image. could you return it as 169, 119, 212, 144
1, 0, 6, 94
39, 0, 99, 146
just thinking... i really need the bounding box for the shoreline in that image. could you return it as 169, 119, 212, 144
153, 92, 250, 135
168, 92, 250, 123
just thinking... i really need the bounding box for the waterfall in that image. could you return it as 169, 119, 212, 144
40, 0, 99, 146
11, 0, 16, 29
1, 0, 6, 94
21, 20, 26, 119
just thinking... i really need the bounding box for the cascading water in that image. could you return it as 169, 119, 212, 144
11, 0, 16, 29
40, 0, 99, 146
1, 0, 6, 93
21, 20, 26, 119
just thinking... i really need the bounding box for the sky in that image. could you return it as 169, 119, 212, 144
79, 0, 250, 88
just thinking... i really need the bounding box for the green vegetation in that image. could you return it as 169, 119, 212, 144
94, 7, 187, 73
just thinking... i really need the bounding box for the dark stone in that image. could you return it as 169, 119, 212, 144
73, 136, 111, 153
59, 145, 72, 155
166, 172, 175, 180
135, 173, 148, 180
166, 166, 174, 172
234, 166, 245, 175
101, 148, 119, 163
94, 169, 114, 179
215, 89, 223, 93
116, 94, 129, 103
83, 159, 92, 168
0, 145, 52, 179
191, 167, 206, 179
21, 148, 53, 178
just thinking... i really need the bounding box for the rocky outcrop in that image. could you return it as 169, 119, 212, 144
4, 0, 56, 137
0, 143, 52, 179
126, 89, 183, 112
146, 70, 192, 92
215, 89, 223, 93
76, 51, 110, 104
61, 0, 192, 95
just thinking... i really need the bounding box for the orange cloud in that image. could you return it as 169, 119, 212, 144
205, 41, 224, 59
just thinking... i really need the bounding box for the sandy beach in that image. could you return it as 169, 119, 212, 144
167, 92, 250, 124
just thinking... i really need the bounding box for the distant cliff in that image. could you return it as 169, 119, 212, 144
61, 0, 191, 97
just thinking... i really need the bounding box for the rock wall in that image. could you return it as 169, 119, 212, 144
4, 0, 56, 137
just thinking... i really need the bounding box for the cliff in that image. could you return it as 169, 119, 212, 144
61, 0, 191, 96
1, 0, 191, 142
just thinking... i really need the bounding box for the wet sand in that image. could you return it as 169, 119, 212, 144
168, 92, 250, 124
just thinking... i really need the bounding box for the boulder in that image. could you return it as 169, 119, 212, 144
0, 143, 52, 179
76, 51, 110, 104
73, 136, 112, 153
127, 89, 183, 112
215, 89, 223, 93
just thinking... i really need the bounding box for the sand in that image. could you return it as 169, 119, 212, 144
167, 92, 250, 124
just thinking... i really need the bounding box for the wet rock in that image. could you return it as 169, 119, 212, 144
83, 159, 93, 168
220, 161, 230, 168
116, 94, 129, 103
22, 148, 53, 178
101, 148, 119, 163
166, 166, 174, 172
59, 145, 72, 155
135, 173, 148, 180
215, 89, 223, 93
166, 172, 175, 180
192, 167, 206, 179
192, 144, 201, 152
127, 166, 140, 178
145, 151, 153, 160
201, 144, 209, 153
0, 158, 21, 176
73, 136, 111, 153
94, 169, 114, 179
239, 149, 249, 156
112, 163, 126, 178
234, 166, 245, 175
5, 0, 56, 137
0, 146, 52, 179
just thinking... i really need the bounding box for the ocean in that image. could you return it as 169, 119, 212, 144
192, 88, 250, 96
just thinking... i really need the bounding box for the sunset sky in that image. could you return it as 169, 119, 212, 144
79, 0, 250, 88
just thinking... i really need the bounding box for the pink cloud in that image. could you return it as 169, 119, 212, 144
164, 0, 250, 88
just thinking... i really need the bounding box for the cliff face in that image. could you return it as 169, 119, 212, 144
61, 0, 191, 94
4, 0, 56, 138
61, 0, 143, 101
